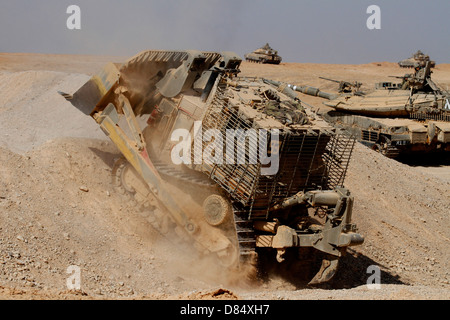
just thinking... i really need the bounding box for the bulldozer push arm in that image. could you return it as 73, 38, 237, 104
94, 97, 194, 232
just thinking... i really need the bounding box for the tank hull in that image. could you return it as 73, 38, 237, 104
245, 52, 282, 64
245, 43, 282, 64
281, 61, 450, 159
398, 50, 436, 69
321, 111, 450, 158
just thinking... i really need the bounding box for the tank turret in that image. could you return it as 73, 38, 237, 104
245, 43, 282, 64
398, 50, 436, 69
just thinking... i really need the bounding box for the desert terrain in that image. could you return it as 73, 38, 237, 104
0, 52, 449, 300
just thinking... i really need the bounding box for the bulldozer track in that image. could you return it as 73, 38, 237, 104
153, 162, 258, 265
232, 207, 257, 262
112, 157, 257, 271
151, 160, 258, 265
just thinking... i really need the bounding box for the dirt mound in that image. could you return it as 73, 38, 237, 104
0, 70, 107, 154
176, 288, 240, 300
337, 144, 449, 288
1, 139, 149, 297
0, 53, 125, 75
0, 138, 257, 299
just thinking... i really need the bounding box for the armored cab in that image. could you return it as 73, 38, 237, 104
245, 43, 282, 64
398, 50, 436, 69
276, 62, 450, 158
60, 50, 363, 285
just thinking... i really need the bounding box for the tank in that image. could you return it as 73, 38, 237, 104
245, 43, 282, 64
398, 50, 436, 69
59, 50, 363, 285
272, 61, 450, 158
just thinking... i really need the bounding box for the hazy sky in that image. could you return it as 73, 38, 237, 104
1, 0, 449, 64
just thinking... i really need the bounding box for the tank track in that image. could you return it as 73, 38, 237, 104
245, 58, 280, 65
372, 136, 400, 159
399, 63, 415, 68
112, 157, 257, 268
382, 145, 401, 159
246, 58, 263, 64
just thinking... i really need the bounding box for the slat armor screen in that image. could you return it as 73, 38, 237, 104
195, 78, 356, 217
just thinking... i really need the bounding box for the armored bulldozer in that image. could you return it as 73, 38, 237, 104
60, 50, 363, 285
398, 50, 436, 69
274, 61, 450, 158
245, 43, 282, 64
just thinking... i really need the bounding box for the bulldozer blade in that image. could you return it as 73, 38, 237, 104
308, 257, 339, 285
59, 62, 120, 115
57, 91, 73, 100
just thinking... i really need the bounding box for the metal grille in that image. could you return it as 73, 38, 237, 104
195, 80, 260, 205
198, 79, 355, 217
410, 111, 450, 122
322, 131, 356, 189
124, 50, 222, 68
250, 130, 330, 218
248, 130, 355, 218
362, 130, 379, 142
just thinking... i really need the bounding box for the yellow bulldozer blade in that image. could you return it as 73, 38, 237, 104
59, 62, 121, 115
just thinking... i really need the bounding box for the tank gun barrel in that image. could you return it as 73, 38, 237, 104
293, 85, 338, 100
262, 79, 302, 101
319, 77, 341, 84
263, 79, 338, 100
319, 77, 362, 87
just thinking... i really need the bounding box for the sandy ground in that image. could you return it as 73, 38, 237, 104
0, 53, 449, 301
